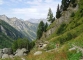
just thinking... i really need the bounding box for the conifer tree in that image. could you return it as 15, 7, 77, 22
44, 22, 48, 32
61, 0, 70, 11
37, 21, 44, 39
47, 8, 54, 23
56, 4, 61, 19
70, 0, 75, 4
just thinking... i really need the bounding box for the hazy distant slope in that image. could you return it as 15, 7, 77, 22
0, 15, 38, 40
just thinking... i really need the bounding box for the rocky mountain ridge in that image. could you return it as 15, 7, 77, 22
0, 15, 38, 40
0, 20, 24, 48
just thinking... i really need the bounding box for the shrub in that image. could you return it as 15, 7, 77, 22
12, 38, 35, 52
56, 23, 66, 35
70, 12, 75, 17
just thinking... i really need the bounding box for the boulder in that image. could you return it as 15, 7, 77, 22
9, 55, 14, 58
69, 47, 76, 51
15, 50, 24, 56
15, 48, 28, 57
2, 54, 9, 59
16, 49, 21, 53
0, 49, 3, 58
3, 48, 13, 55
21, 48, 28, 53
34, 51, 42, 56
21, 58, 25, 60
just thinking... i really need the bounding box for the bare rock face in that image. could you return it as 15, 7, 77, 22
0, 15, 38, 40
45, 5, 79, 38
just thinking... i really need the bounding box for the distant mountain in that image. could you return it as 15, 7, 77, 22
28, 18, 48, 23
0, 19, 24, 48
0, 15, 38, 40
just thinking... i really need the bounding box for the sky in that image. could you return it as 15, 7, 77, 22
0, 0, 61, 20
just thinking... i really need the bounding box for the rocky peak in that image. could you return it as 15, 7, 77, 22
0, 15, 38, 40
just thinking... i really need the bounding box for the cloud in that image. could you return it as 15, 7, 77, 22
12, 0, 61, 19
10, 0, 23, 3
0, 0, 4, 5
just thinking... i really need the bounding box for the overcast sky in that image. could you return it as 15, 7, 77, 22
0, 0, 61, 20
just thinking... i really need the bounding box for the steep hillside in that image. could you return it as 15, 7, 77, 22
0, 19, 24, 48
1, 0, 83, 60
20, 0, 83, 60
0, 15, 38, 40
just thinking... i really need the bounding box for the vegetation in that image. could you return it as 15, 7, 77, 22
12, 38, 35, 52
56, 4, 61, 19
44, 22, 48, 32
61, 0, 70, 11
0, 20, 24, 48
37, 21, 48, 39
47, 8, 55, 23
1, 0, 83, 60
37, 21, 44, 39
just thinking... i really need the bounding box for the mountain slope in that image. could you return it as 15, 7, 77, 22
0, 15, 38, 40
0, 19, 24, 48
1, 0, 83, 60
22, 0, 83, 60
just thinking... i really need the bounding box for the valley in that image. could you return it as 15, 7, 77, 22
0, 0, 83, 60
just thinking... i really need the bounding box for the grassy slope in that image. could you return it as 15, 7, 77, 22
1, 0, 83, 60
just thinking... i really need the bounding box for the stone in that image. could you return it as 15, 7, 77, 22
34, 51, 42, 56
16, 49, 21, 53
21, 48, 28, 53
2, 54, 9, 59
15, 48, 28, 57
21, 58, 25, 60
69, 47, 76, 51
3, 48, 13, 55
0, 49, 3, 58
9, 55, 14, 58
15, 50, 24, 56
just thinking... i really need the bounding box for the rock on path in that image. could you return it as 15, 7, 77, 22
34, 51, 42, 56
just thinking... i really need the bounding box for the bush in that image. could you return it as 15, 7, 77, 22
56, 23, 66, 35
58, 33, 73, 44
12, 38, 35, 52
70, 12, 75, 17
46, 42, 56, 50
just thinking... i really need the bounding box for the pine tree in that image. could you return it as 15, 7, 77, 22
47, 8, 54, 23
51, 17, 55, 23
61, 0, 70, 11
70, 0, 75, 4
44, 22, 48, 32
56, 4, 61, 19
70, 0, 76, 7
37, 21, 44, 39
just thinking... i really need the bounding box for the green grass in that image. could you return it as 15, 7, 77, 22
1, 0, 83, 60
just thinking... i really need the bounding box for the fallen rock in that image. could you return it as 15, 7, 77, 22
21, 48, 28, 53
15, 48, 28, 57
16, 49, 21, 53
69, 47, 76, 51
3, 48, 13, 55
34, 51, 42, 56
21, 58, 26, 60
9, 55, 14, 58
2, 54, 9, 59
0, 49, 3, 58
15, 50, 24, 56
